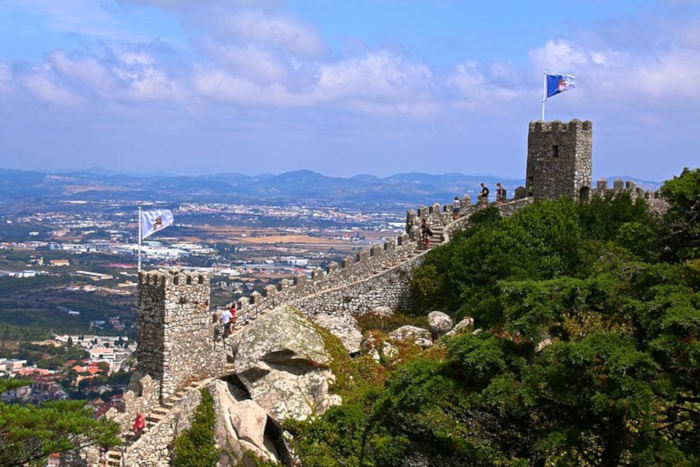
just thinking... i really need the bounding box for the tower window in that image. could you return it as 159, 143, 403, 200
552, 145, 559, 158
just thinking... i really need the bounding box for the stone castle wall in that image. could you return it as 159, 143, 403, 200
232, 195, 539, 321
526, 119, 592, 201
122, 379, 212, 467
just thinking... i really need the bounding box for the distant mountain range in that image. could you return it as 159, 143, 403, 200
0, 168, 662, 208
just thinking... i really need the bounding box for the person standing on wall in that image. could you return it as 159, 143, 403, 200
421, 219, 433, 249
452, 196, 460, 220
480, 183, 490, 209
496, 182, 506, 205
220, 305, 233, 338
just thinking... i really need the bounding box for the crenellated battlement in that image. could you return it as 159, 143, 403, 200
591, 178, 668, 213
138, 269, 208, 287
529, 118, 592, 133
231, 232, 419, 316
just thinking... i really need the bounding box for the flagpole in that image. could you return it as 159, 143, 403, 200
137, 207, 142, 272
541, 71, 547, 122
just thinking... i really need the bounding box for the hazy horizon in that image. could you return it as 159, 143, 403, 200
0, 165, 670, 184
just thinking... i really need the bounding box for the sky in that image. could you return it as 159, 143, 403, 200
0, 0, 698, 180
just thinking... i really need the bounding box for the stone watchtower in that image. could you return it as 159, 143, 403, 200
526, 119, 592, 201
137, 269, 223, 402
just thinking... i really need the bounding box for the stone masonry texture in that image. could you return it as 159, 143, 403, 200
526, 119, 592, 201
137, 270, 225, 403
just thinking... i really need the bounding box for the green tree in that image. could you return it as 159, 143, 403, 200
660, 167, 700, 261
290, 169, 699, 465
0, 380, 120, 466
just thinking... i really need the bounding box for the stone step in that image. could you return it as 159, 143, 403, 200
107, 451, 121, 459
147, 414, 163, 423
152, 407, 169, 415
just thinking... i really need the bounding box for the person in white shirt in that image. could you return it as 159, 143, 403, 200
220, 306, 234, 337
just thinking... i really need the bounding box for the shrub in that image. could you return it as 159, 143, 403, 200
173, 389, 219, 467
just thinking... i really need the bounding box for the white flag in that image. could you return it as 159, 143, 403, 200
140, 209, 174, 240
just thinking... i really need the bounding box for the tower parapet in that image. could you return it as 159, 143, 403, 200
526, 119, 592, 201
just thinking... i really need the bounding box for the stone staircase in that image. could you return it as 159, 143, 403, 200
427, 225, 445, 248
105, 377, 223, 466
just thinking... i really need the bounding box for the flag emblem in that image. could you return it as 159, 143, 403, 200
546, 74, 575, 98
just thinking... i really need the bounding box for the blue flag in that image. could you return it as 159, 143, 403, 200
546, 74, 575, 98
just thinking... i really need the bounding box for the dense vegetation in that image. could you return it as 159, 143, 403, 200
288, 168, 699, 466
0, 379, 121, 466
173, 388, 220, 467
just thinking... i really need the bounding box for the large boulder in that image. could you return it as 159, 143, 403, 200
427, 311, 454, 337
368, 306, 394, 318
389, 325, 431, 342
209, 380, 282, 464
415, 338, 433, 349
312, 312, 362, 354
231, 400, 268, 447
444, 317, 475, 337
230, 307, 338, 422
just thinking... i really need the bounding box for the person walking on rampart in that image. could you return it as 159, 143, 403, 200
496, 182, 506, 205
220, 305, 234, 337
132, 413, 145, 439
480, 183, 490, 209
243, 310, 250, 325
421, 219, 433, 250
452, 196, 460, 220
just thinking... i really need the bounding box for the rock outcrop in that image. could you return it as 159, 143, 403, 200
427, 311, 454, 337
229, 307, 338, 422
209, 380, 284, 464
389, 325, 432, 345
367, 306, 394, 318
389, 325, 433, 349
312, 312, 362, 354
445, 317, 475, 337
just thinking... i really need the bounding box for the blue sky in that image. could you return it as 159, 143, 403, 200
0, 0, 698, 180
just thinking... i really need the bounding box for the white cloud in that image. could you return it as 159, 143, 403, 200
203, 42, 288, 82
193, 68, 295, 106
47, 51, 118, 94
226, 11, 324, 57
314, 52, 432, 102
631, 47, 700, 99
113, 53, 185, 101
23, 70, 82, 105
448, 61, 521, 110
529, 39, 609, 72
192, 51, 438, 117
